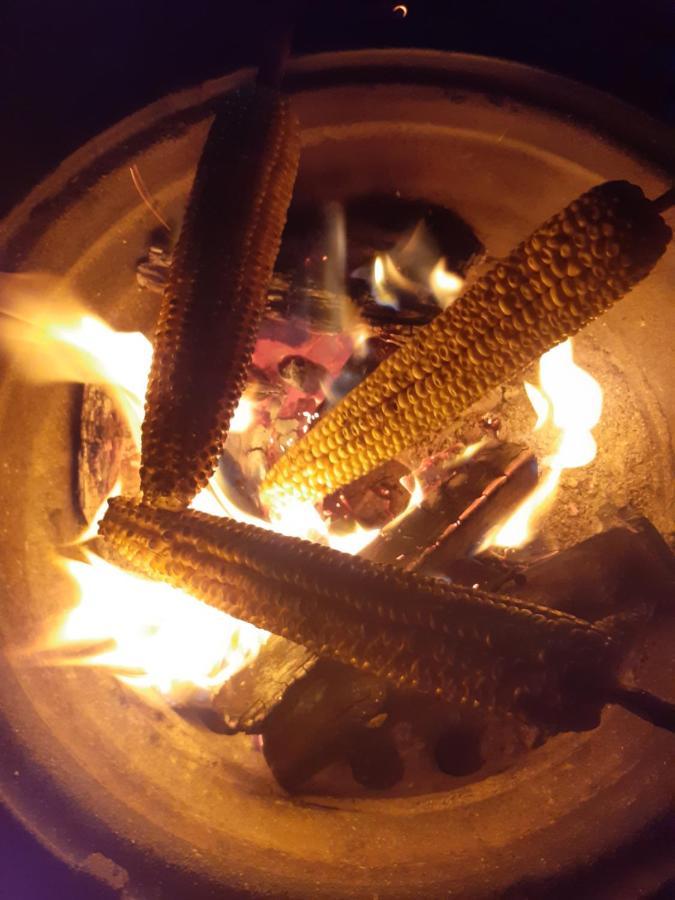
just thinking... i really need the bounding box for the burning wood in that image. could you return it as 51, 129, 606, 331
78, 384, 139, 522
261, 181, 671, 507
361, 442, 537, 568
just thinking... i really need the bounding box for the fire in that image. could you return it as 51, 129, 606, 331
52, 553, 267, 701
2, 273, 598, 699
482, 339, 603, 549
428, 258, 464, 309
371, 254, 402, 310
1, 277, 419, 701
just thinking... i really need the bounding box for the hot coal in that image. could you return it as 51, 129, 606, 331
277, 354, 328, 394
323, 459, 412, 531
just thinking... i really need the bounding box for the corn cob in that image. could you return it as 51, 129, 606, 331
261, 181, 671, 507
99, 496, 618, 728
141, 85, 300, 509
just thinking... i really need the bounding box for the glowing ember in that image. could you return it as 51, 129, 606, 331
482, 339, 603, 549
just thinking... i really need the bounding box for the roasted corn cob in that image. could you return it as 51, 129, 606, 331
261, 181, 671, 506
100, 496, 618, 729
141, 85, 300, 509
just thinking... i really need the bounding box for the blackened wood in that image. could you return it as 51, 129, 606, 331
262, 660, 388, 792
78, 384, 139, 523
360, 442, 535, 570
212, 635, 316, 733
507, 518, 674, 623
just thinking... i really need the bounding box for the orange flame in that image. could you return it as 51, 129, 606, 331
1, 276, 420, 701
482, 339, 603, 549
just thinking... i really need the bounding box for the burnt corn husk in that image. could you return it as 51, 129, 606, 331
141, 85, 300, 509
100, 497, 617, 728
261, 181, 671, 506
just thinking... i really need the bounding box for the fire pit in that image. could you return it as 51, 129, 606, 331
0, 50, 674, 898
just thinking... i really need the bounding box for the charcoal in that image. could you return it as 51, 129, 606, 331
261, 660, 388, 792
503, 517, 675, 624
212, 635, 316, 733
347, 723, 404, 789
434, 725, 484, 777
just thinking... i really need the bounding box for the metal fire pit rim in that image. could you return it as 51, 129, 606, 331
2, 48, 675, 269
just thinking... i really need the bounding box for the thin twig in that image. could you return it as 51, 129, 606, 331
129, 164, 171, 232
652, 186, 675, 214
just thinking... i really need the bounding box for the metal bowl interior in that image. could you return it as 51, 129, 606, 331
0, 50, 674, 899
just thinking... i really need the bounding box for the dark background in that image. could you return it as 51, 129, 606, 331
0, 0, 674, 897
1, 0, 675, 218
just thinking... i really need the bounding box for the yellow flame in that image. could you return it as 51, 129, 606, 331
428, 259, 464, 309
0, 275, 151, 448
371, 254, 400, 310
229, 395, 254, 434
483, 339, 602, 550
51, 553, 269, 700
2, 281, 422, 701
524, 381, 549, 432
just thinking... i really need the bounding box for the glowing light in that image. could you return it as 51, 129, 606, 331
524, 381, 549, 432
229, 395, 254, 433
372, 254, 400, 310
393, 3, 408, 16
3, 279, 430, 701
482, 339, 603, 550
428, 258, 463, 309
0, 275, 151, 448
2, 278, 424, 700
50, 553, 268, 700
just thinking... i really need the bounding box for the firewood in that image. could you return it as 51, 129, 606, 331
261, 660, 388, 792
78, 385, 138, 523
360, 442, 535, 569
211, 635, 316, 734
502, 517, 674, 624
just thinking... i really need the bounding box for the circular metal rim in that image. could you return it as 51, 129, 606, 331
0, 49, 674, 899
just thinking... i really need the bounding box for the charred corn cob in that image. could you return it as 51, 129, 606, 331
141, 85, 300, 509
100, 496, 618, 728
261, 181, 671, 506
